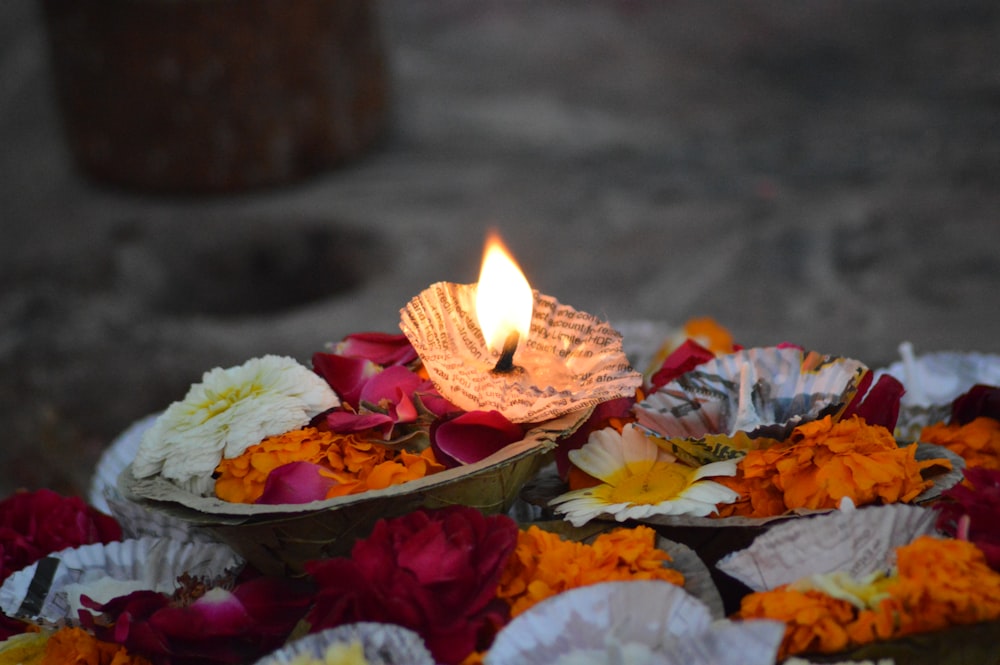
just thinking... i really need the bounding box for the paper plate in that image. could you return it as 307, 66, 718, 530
120, 409, 589, 576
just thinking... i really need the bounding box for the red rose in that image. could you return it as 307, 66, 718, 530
0, 489, 122, 639
305, 506, 518, 664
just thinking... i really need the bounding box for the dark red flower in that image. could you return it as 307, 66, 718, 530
951, 384, 1000, 425
256, 461, 339, 504
842, 372, 904, 431
304, 506, 518, 665
430, 410, 525, 467
0, 489, 122, 638
80, 575, 316, 665
934, 466, 1000, 570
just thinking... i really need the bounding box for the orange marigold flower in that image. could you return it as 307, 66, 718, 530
39, 627, 152, 665
736, 588, 856, 660
736, 536, 1000, 659
714, 415, 946, 518
920, 417, 1000, 471
215, 427, 443, 503
888, 535, 1000, 637
496, 525, 684, 617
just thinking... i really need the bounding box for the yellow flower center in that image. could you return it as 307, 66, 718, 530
606, 462, 695, 505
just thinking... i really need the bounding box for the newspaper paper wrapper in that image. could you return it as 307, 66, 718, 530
120, 409, 589, 576
484, 580, 784, 665
876, 342, 1000, 440
715, 504, 937, 592
400, 282, 642, 423
0, 537, 243, 626
635, 347, 868, 465
250, 623, 434, 665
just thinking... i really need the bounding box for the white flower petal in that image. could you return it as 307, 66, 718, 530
132, 355, 339, 492
692, 458, 739, 481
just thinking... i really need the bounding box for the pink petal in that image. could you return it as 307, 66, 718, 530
359, 365, 423, 406
312, 353, 381, 406
256, 462, 340, 504
431, 410, 524, 466
334, 332, 418, 366
325, 411, 395, 434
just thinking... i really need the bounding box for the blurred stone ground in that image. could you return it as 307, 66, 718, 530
2, 0, 1000, 498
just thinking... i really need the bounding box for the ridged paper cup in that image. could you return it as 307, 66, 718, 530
0, 537, 243, 627
250, 623, 434, 665
635, 347, 868, 465
484, 580, 784, 665
399, 281, 642, 424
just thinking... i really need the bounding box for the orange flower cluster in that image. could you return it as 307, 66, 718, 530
495, 525, 684, 617
716, 415, 945, 518
736, 536, 1000, 660
920, 416, 1000, 471
214, 427, 444, 503
38, 627, 152, 665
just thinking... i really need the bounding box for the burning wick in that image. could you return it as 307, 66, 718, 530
492, 330, 521, 374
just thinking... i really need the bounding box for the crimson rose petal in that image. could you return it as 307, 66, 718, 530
430, 410, 524, 466
256, 461, 339, 504
333, 332, 418, 366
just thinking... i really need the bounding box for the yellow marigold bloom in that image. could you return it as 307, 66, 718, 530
717, 415, 946, 518
496, 525, 684, 617
215, 427, 443, 503
920, 416, 1000, 471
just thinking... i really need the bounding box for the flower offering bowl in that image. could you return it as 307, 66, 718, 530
119, 409, 589, 576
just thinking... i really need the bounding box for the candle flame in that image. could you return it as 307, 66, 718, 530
475, 233, 533, 353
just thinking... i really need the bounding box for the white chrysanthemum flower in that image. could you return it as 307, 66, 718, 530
132, 355, 339, 495
550, 424, 740, 527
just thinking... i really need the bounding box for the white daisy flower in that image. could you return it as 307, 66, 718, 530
132, 355, 339, 495
550, 424, 740, 527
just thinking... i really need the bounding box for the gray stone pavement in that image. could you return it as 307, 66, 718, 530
2, 1, 1000, 497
